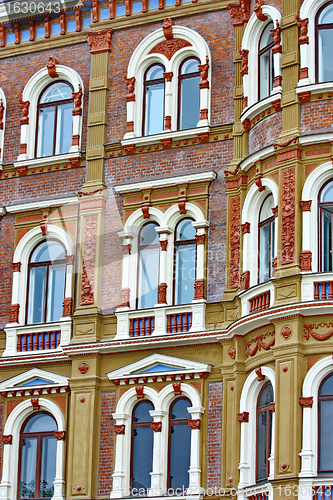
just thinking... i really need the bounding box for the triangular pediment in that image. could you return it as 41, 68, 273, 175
107, 353, 211, 385
0, 368, 69, 397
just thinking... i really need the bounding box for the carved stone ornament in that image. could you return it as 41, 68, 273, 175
158, 283, 168, 304
240, 270, 250, 291
141, 202, 150, 219
72, 85, 83, 117
194, 279, 205, 300
228, 346, 236, 359
300, 200, 312, 211
246, 331, 275, 357
239, 48, 249, 77
188, 419, 201, 429
80, 217, 97, 306
47, 56, 59, 78
86, 28, 113, 54
160, 138, 172, 149
159, 239, 168, 251
54, 431, 66, 440
254, 0, 267, 21
195, 234, 205, 245
198, 56, 209, 89
151, 421, 162, 432
299, 396, 313, 408
59, 13, 66, 35
135, 386, 144, 399
173, 382, 182, 395
300, 250, 312, 271
271, 206, 278, 218
281, 168, 295, 265
1, 435, 12, 444
298, 91, 311, 103
242, 118, 251, 131
149, 39, 192, 61
9, 303, 19, 323
229, 197, 241, 288
228, 0, 251, 27
296, 14, 309, 45
272, 257, 277, 275
114, 424, 125, 434
31, 398, 40, 411
119, 287, 130, 308
163, 17, 174, 40
255, 174, 265, 192
255, 367, 265, 381
269, 402, 275, 412
178, 197, 186, 215
163, 71, 173, 82
164, 115, 171, 130
44, 15, 51, 38
281, 326, 292, 340
0, 99, 4, 130
270, 22, 282, 54
237, 411, 249, 423
78, 361, 89, 374
241, 222, 250, 234
20, 100, 30, 125
125, 77, 135, 102
12, 262, 21, 272
121, 243, 131, 255
62, 297, 73, 317
304, 322, 333, 342
29, 19, 35, 41
75, 8, 82, 31
40, 220, 48, 236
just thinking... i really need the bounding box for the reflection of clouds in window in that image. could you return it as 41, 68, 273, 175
175, 219, 196, 305
138, 223, 159, 308
258, 22, 274, 100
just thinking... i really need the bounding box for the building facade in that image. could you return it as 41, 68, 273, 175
0, 0, 332, 499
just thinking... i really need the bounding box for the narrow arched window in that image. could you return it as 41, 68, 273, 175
318, 373, 333, 471
168, 398, 191, 490
18, 412, 57, 499
36, 81, 73, 158
258, 22, 274, 100
27, 240, 66, 324
316, 2, 333, 83
174, 219, 196, 305
143, 64, 165, 136
138, 223, 159, 309
319, 179, 333, 272
258, 194, 275, 283
178, 57, 200, 130
256, 382, 273, 482
131, 401, 154, 492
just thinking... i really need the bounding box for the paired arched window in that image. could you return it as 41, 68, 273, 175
143, 65, 165, 136
258, 22, 275, 100
178, 58, 200, 131
138, 223, 160, 309
131, 401, 155, 491
36, 81, 73, 158
19, 412, 57, 499
27, 240, 66, 324
258, 194, 275, 283
316, 2, 333, 83
256, 382, 274, 482
168, 398, 191, 489
318, 179, 333, 272
174, 219, 196, 305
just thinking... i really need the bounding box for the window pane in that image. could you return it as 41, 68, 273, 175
138, 247, 159, 308
40, 82, 72, 103
31, 241, 65, 263
321, 208, 333, 272
146, 65, 164, 80
270, 221, 275, 277
180, 76, 200, 130
257, 411, 268, 481
319, 4, 333, 24
27, 266, 47, 324
321, 374, 333, 395
176, 219, 195, 241
181, 58, 199, 74
171, 399, 191, 419
169, 423, 191, 489
175, 244, 196, 305
140, 223, 158, 245
46, 264, 66, 322
40, 436, 57, 498
259, 51, 273, 100
259, 224, 270, 283
259, 195, 274, 222
320, 400, 333, 470
132, 426, 153, 490
37, 107, 55, 157
133, 401, 153, 422
259, 23, 274, 50
258, 383, 274, 408
23, 413, 57, 433
318, 29, 333, 82
321, 181, 333, 202
55, 102, 73, 155
144, 83, 164, 135
20, 437, 38, 498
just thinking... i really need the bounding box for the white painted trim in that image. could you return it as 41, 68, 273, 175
0, 87, 7, 168
14, 151, 81, 170
238, 367, 275, 488
121, 126, 210, 147
238, 146, 275, 172
240, 91, 282, 124
240, 280, 275, 317
5, 196, 78, 214
0, 398, 66, 500
299, 131, 333, 145
0, 367, 69, 390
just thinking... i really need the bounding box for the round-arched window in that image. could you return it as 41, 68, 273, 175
131, 401, 154, 491
137, 223, 160, 309
318, 372, 333, 471
178, 57, 200, 131
256, 382, 274, 482
174, 219, 196, 305
168, 398, 192, 489
316, 2, 333, 83
258, 22, 275, 100
258, 194, 275, 283
319, 179, 333, 272
143, 64, 165, 136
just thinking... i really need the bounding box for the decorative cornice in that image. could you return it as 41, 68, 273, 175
86, 28, 113, 54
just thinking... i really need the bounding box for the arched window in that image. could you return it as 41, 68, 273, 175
256, 382, 273, 483
318, 372, 333, 472
138, 223, 160, 309
178, 58, 200, 131
18, 412, 57, 499
131, 401, 154, 491
316, 2, 333, 83
258, 194, 275, 283
36, 81, 73, 158
143, 65, 165, 136
168, 398, 191, 489
319, 179, 333, 272
27, 240, 66, 324
258, 22, 274, 100
174, 219, 196, 305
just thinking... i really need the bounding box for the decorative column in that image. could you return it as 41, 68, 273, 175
149, 409, 168, 496
118, 231, 134, 309
187, 406, 204, 496
53, 431, 66, 500
124, 76, 135, 139
156, 228, 170, 305
197, 57, 210, 127
163, 72, 173, 130
70, 84, 83, 153
111, 414, 130, 498
190, 222, 208, 333
17, 99, 29, 161
300, 200, 312, 271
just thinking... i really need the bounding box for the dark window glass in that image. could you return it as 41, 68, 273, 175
256, 383, 273, 482
131, 401, 154, 491
143, 64, 165, 136
258, 194, 275, 283
169, 398, 191, 490
36, 82, 73, 158
138, 223, 159, 309
316, 2, 333, 82
258, 23, 275, 100
178, 58, 200, 130
174, 219, 196, 305
319, 180, 333, 271
319, 373, 333, 472
19, 412, 57, 500
27, 240, 66, 325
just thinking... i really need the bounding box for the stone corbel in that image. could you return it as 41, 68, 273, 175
1, 435, 12, 444
0, 99, 4, 130
255, 367, 265, 381
20, 99, 30, 125
29, 19, 35, 41
270, 22, 282, 54
72, 85, 83, 116
86, 28, 113, 54
163, 17, 174, 40
228, 0, 250, 27
254, 0, 267, 21
74, 8, 82, 31
141, 189, 151, 219
47, 56, 59, 78
44, 15, 51, 38
296, 14, 309, 45
178, 184, 188, 214
173, 382, 182, 395
240, 270, 250, 291
237, 411, 249, 422
0, 25, 5, 47
300, 250, 312, 271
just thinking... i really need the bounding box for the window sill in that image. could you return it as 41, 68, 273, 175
297, 80, 333, 93
240, 90, 282, 127
14, 150, 81, 170
121, 126, 210, 148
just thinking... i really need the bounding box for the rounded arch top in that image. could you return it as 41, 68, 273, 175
241, 179, 278, 224
241, 7, 282, 51
302, 161, 333, 201
300, 0, 329, 22
303, 355, 333, 397
239, 366, 276, 412
124, 207, 165, 235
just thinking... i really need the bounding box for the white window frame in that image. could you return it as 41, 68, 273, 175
241, 6, 282, 109
111, 382, 204, 498
123, 24, 211, 140
17, 64, 84, 162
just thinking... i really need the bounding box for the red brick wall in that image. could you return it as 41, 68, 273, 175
248, 111, 282, 155
206, 381, 223, 489
0, 403, 4, 479
98, 392, 116, 496
301, 100, 333, 133
0, 215, 15, 330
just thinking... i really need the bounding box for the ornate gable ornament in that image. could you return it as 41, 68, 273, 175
0, 368, 69, 398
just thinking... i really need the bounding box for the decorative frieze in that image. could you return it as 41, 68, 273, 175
229, 197, 241, 288
281, 168, 295, 265
246, 332, 275, 357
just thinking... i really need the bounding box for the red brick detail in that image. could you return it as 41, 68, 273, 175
19, 143, 27, 154
238, 411, 249, 422
163, 72, 173, 82
62, 297, 73, 317
241, 222, 250, 234
206, 382, 222, 489
240, 270, 250, 291
229, 197, 241, 288
197, 132, 209, 143
300, 250, 312, 271
164, 116, 171, 130
299, 91, 311, 103
9, 304, 19, 323
200, 108, 208, 120
124, 144, 135, 155
149, 39, 191, 60
273, 75, 282, 87
281, 168, 296, 264
12, 262, 21, 272
300, 200, 311, 211
126, 121, 134, 132
1, 434, 12, 444
16, 165, 27, 176
54, 430, 66, 440
228, 0, 250, 26
276, 147, 301, 163
300, 67, 309, 79
160, 138, 172, 149
300, 396, 313, 408
158, 283, 167, 304
72, 135, 80, 146
98, 392, 116, 496
194, 279, 205, 299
